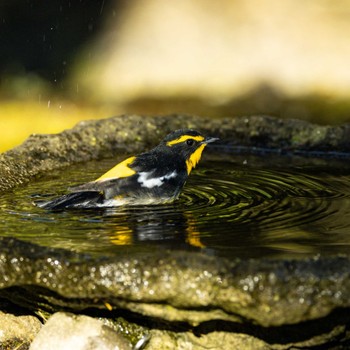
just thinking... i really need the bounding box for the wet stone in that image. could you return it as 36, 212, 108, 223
29, 312, 132, 350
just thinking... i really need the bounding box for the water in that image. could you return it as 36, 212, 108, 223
1, 152, 350, 260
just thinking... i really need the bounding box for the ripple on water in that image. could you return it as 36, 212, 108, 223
1, 157, 350, 259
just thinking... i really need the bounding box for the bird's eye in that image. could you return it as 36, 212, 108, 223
186, 139, 194, 146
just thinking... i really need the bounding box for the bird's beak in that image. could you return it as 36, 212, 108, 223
201, 136, 219, 145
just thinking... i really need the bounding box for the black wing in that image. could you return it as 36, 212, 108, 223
35, 191, 104, 210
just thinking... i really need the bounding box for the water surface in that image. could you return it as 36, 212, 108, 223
1, 153, 350, 260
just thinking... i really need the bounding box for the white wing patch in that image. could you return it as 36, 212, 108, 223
138, 171, 177, 189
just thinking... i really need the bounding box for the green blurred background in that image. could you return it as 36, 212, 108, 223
1, 0, 350, 152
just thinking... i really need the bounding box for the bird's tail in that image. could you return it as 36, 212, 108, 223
34, 191, 104, 210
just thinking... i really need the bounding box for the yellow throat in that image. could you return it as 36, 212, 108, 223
186, 144, 206, 175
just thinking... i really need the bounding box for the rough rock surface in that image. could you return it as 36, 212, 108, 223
145, 330, 270, 350
0, 310, 42, 349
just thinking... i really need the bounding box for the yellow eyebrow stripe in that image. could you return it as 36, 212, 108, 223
167, 135, 204, 146
96, 156, 136, 181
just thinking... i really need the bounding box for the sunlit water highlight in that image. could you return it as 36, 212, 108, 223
1, 154, 350, 260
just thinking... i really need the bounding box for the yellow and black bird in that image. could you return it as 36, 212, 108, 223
36, 129, 218, 210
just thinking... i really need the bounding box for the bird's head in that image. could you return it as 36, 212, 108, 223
160, 129, 219, 174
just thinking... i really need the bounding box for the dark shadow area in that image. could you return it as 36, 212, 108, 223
0, 297, 39, 318
0, 0, 122, 82
193, 310, 350, 346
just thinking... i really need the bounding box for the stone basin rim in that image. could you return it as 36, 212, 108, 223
0, 114, 350, 332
